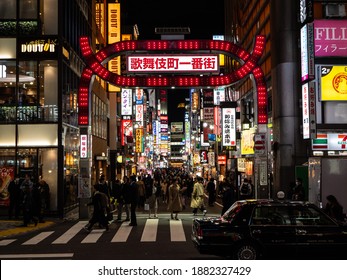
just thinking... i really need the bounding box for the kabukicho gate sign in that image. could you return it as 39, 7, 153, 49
78, 35, 268, 126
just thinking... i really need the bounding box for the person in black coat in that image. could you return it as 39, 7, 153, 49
84, 184, 109, 231
128, 175, 139, 226
8, 176, 21, 219
325, 195, 345, 222
221, 183, 234, 215
206, 178, 216, 206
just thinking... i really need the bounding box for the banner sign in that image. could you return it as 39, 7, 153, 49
222, 107, 236, 147
320, 65, 347, 101
315, 20, 347, 57
121, 88, 133, 115
127, 54, 219, 73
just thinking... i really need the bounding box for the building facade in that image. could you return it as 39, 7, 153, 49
0, 0, 109, 217
224, 0, 347, 210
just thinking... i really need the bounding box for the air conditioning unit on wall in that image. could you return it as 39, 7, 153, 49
325, 4, 346, 17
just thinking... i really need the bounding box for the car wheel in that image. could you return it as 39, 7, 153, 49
234, 244, 258, 260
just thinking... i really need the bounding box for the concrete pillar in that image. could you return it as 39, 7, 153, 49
270, 0, 308, 197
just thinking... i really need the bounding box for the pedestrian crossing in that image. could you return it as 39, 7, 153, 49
0, 214, 196, 247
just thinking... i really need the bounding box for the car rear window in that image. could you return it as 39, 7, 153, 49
222, 202, 243, 221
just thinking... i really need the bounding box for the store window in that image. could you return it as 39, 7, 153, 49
63, 126, 79, 208
39, 60, 58, 121
20, 0, 38, 19
38, 147, 58, 211
92, 94, 107, 139
0, 1, 16, 19
0, 148, 15, 207
41, 0, 58, 35
0, 39, 16, 59
17, 61, 39, 122
17, 60, 60, 123
0, 60, 16, 123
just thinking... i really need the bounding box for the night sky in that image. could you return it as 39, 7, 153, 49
122, 0, 225, 122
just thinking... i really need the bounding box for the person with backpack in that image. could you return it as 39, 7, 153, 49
239, 178, 252, 200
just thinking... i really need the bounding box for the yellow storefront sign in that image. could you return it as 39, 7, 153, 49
321, 65, 347, 101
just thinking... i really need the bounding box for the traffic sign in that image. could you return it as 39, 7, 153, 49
254, 134, 266, 155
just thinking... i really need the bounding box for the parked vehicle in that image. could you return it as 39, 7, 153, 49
191, 199, 347, 260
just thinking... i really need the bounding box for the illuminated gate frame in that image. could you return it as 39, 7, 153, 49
78, 35, 267, 126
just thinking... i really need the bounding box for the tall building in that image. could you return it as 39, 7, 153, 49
0, 0, 107, 217
224, 0, 347, 209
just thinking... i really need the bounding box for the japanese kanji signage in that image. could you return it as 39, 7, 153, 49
80, 134, 88, 158
301, 23, 314, 82
127, 55, 219, 73
121, 88, 132, 115
315, 20, 347, 57
302, 83, 310, 139
135, 128, 143, 153
222, 107, 236, 147
78, 35, 267, 125
135, 104, 143, 123
302, 81, 316, 139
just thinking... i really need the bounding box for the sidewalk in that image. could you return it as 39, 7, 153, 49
0, 208, 78, 239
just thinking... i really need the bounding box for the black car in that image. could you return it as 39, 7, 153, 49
191, 199, 347, 260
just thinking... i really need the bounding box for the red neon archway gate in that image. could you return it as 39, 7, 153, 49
78, 36, 267, 125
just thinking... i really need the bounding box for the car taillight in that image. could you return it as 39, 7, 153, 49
197, 227, 203, 240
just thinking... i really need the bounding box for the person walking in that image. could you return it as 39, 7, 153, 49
113, 178, 130, 222
147, 180, 159, 218
137, 176, 146, 209
84, 184, 109, 232
167, 178, 183, 220
206, 177, 216, 206
160, 179, 168, 204
190, 177, 207, 216
221, 183, 234, 215
128, 175, 139, 226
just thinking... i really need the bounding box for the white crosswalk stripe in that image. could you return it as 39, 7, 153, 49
111, 222, 132, 242
141, 218, 159, 242
0, 239, 16, 246
170, 219, 186, 242
22, 231, 54, 245
52, 221, 87, 244
81, 229, 106, 243
1, 216, 194, 246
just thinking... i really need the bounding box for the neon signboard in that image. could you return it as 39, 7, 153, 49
78, 36, 267, 125
127, 54, 219, 73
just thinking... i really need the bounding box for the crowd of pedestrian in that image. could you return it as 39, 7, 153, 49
7, 173, 50, 227
81, 167, 243, 231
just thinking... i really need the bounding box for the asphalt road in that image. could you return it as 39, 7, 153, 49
0, 197, 224, 260
0, 212, 224, 260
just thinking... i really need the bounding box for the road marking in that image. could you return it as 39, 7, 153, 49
170, 219, 186, 242
0, 239, 16, 246
22, 231, 54, 245
52, 221, 87, 244
141, 219, 158, 242
0, 253, 74, 259
111, 223, 132, 242
81, 229, 106, 243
